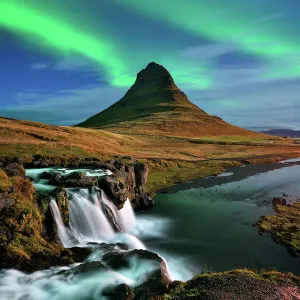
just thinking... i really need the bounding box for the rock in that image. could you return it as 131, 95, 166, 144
4, 163, 26, 177
98, 175, 128, 208
98, 162, 152, 211
58, 261, 107, 278
134, 163, 149, 187
101, 200, 123, 232
103, 284, 135, 300
46, 171, 98, 188
42, 171, 62, 183
0, 192, 15, 210
65, 171, 85, 180
272, 197, 287, 206
102, 249, 172, 299
0, 169, 12, 193
39, 171, 60, 180
52, 188, 69, 226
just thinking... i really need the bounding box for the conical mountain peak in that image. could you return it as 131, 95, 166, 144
128, 62, 178, 93
77, 62, 253, 138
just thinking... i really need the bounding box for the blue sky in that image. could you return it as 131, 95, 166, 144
0, 0, 299, 130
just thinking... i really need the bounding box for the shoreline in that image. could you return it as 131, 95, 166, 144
158, 162, 294, 194
148, 154, 300, 196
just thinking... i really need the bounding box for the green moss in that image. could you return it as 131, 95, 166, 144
0, 175, 69, 270
258, 202, 300, 255
153, 269, 300, 300
145, 160, 242, 195
0, 169, 11, 192
54, 188, 69, 226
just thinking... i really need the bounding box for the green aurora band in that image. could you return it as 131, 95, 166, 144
121, 0, 300, 80
0, 1, 134, 86
0, 1, 212, 89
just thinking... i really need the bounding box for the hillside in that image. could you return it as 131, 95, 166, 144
77, 62, 264, 138
261, 129, 300, 138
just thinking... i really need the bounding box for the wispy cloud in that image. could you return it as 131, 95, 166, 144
0, 84, 127, 125
30, 62, 49, 70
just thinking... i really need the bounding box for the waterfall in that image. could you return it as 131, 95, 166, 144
50, 188, 146, 249
116, 198, 137, 231
68, 191, 115, 243
49, 199, 77, 248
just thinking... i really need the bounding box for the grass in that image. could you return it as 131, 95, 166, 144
258, 202, 300, 255
1, 117, 300, 162
2, 116, 300, 196
145, 159, 242, 195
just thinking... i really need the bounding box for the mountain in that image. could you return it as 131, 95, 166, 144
77, 62, 266, 138
261, 129, 300, 138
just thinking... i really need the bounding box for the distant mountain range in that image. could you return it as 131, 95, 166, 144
261, 129, 300, 138
77, 62, 267, 138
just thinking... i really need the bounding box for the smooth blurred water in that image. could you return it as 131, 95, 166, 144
141, 164, 300, 275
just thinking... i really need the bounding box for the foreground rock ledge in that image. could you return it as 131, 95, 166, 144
152, 270, 300, 300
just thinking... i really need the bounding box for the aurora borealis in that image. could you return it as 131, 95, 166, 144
0, 0, 299, 129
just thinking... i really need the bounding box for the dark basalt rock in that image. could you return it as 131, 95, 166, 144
101, 200, 123, 232
44, 171, 98, 188
102, 249, 172, 299
97, 161, 153, 211
58, 261, 107, 278
103, 283, 135, 300
98, 175, 127, 209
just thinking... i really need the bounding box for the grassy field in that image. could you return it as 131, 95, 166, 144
1, 116, 300, 193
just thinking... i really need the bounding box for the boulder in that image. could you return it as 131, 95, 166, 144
98, 162, 153, 211
57, 261, 107, 278
272, 197, 287, 206
102, 249, 172, 299
103, 284, 135, 300
4, 163, 26, 177
45, 171, 98, 188
98, 175, 128, 209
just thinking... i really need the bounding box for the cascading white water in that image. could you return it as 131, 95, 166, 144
50, 199, 77, 248
116, 197, 136, 231
51, 187, 146, 249
68, 192, 115, 243
0, 168, 192, 300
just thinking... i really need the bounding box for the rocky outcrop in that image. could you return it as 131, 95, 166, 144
158, 270, 300, 300
0, 169, 14, 210
102, 249, 172, 299
42, 171, 98, 188
98, 160, 153, 210
0, 166, 92, 272
3, 162, 26, 177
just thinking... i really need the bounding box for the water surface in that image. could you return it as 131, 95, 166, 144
140, 164, 300, 275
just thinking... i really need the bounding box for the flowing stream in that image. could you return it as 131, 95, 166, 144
1, 163, 300, 299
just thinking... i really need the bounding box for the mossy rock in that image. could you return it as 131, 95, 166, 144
0, 169, 11, 192
52, 188, 69, 226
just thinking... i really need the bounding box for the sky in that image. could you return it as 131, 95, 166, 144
0, 0, 299, 130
